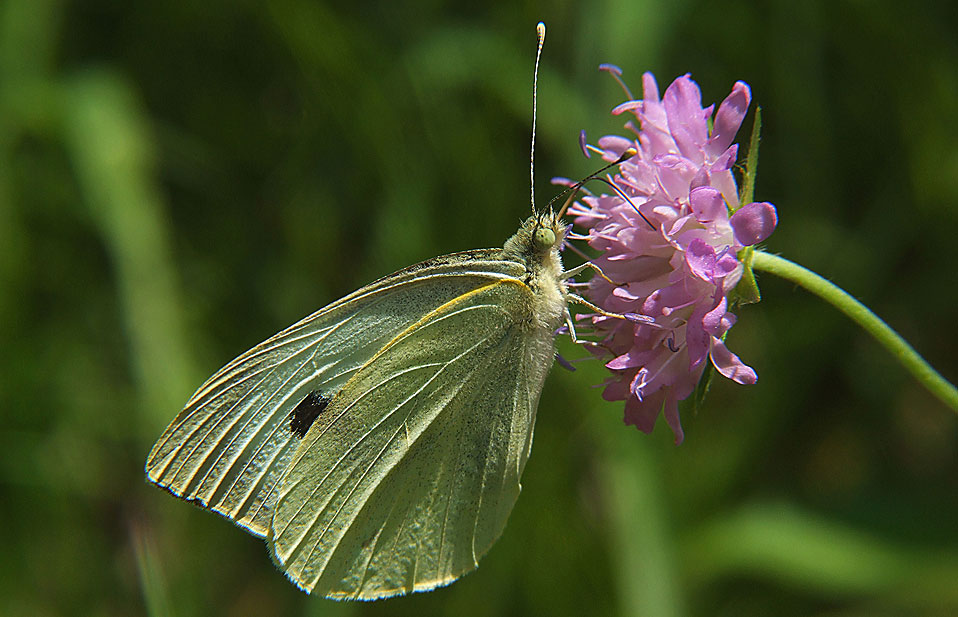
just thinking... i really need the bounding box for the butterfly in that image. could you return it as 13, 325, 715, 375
145, 209, 576, 599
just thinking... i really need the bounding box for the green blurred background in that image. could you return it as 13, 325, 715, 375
2, 1, 957, 615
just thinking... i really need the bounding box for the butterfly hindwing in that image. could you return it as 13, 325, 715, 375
269, 277, 556, 599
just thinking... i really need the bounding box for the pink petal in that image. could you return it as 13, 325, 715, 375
597, 135, 637, 156
707, 81, 751, 157
690, 166, 710, 191
611, 285, 643, 301
701, 104, 715, 123
686, 305, 710, 369
641, 72, 660, 103
623, 390, 665, 434
607, 350, 642, 370
654, 155, 697, 201
642, 284, 693, 316
664, 75, 708, 160
710, 168, 741, 212
730, 201, 778, 246
689, 186, 726, 223
601, 375, 633, 401
714, 252, 741, 278
709, 337, 758, 384
710, 144, 738, 171
702, 297, 729, 335
662, 392, 685, 444
665, 213, 692, 239
685, 238, 716, 281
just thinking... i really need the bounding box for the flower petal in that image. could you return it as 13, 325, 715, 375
623, 389, 665, 434
641, 72, 660, 103
607, 350, 641, 370
711, 144, 738, 172
730, 201, 778, 246
689, 186, 726, 223
663, 75, 708, 161
599, 380, 627, 403
612, 284, 643, 302
685, 238, 716, 281
708, 81, 751, 157
709, 337, 758, 384
686, 304, 710, 369
714, 252, 741, 279
654, 155, 697, 201
597, 135, 637, 158
702, 296, 729, 335
662, 391, 685, 444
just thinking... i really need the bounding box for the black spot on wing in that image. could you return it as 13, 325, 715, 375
290, 391, 332, 438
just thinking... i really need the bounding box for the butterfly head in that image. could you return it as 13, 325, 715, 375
532, 209, 568, 254
503, 209, 569, 265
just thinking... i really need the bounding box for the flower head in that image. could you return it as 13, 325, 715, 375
567, 70, 777, 443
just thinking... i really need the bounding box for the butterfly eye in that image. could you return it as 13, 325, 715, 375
533, 227, 556, 250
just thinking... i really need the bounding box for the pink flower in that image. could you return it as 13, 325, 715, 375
567, 70, 777, 443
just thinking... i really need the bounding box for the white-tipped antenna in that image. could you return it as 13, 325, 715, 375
530, 21, 546, 212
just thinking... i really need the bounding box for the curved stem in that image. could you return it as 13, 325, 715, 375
750, 250, 958, 412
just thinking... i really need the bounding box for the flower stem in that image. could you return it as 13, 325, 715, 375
750, 250, 958, 412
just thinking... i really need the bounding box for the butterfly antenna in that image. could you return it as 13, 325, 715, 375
548, 147, 639, 215
530, 21, 545, 215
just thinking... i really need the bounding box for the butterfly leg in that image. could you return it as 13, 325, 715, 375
564, 310, 581, 343
560, 261, 617, 285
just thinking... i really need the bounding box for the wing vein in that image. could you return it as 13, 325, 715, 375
276, 305, 504, 539
182, 340, 321, 495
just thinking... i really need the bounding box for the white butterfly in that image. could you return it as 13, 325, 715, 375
146, 211, 573, 599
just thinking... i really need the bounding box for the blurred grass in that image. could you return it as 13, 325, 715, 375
63, 69, 197, 431
1, 1, 956, 616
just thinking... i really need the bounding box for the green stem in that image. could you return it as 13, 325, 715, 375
750, 251, 958, 412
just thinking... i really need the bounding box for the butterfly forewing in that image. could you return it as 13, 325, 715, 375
269, 277, 555, 599
145, 251, 525, 536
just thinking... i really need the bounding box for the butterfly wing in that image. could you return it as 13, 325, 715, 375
268, 276, 558, 599
145, 250, 523, 537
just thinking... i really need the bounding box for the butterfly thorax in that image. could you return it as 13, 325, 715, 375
501, 212, 569, 333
